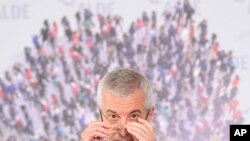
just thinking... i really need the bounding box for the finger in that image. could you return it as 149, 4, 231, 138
88, 122, 112, 129
89, 130, 108, 139
92, 138, 105, 141
137, 118, 153, 132
89, 126, 112, 135
80, 131, 85, 141
125, 125, 145, 140
127, 122, 149, 134
126, 123, 146, 135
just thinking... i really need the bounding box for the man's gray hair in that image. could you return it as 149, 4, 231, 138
97, 68, 154, 110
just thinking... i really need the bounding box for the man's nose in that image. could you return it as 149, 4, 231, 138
120, 126, 129, 137
118, 118, 129, 136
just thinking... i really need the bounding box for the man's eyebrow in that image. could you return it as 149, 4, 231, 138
106, 109, 118, 114
129, 109, 141, 114
106, 109, 142, 114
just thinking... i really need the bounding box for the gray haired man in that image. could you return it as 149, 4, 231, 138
81, 68, 156, 141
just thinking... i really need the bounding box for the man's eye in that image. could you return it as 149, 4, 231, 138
108, 114, 118, 120
130, 114, 139, 119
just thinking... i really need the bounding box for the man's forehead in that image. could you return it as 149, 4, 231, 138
101, 89, 146, 110
102, 89, 146, 102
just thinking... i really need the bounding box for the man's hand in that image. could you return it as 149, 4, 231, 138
81, 121, 113, 141
125, 118, 156, 141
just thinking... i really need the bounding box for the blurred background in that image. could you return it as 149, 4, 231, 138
0, 0, 250, 140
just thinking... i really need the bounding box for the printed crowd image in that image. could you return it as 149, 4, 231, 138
0, 0, 249, 141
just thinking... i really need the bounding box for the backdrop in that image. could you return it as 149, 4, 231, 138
0, 0, 250, 141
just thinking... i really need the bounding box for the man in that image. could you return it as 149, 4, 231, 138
81, 68, 156, 141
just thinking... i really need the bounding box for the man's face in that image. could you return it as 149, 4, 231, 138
100, 88, 152, 141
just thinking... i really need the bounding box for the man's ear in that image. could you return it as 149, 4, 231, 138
147, 106, 155, 122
